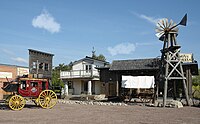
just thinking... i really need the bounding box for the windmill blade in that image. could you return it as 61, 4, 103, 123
168, 19, 173, 28
155, 28, 163, 33
157, 22, 165, 29
169, 22, 178, 31
161, 19, 166, 28
179, 14, 187, 26
165, 18, 169, 28
171, 27, 179, 32
155, 31, 164, 38
162, 18, 168, 28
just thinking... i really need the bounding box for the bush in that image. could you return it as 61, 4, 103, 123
193, 85, 200, 99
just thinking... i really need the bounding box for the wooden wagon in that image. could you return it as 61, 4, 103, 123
121, 76, 155, 103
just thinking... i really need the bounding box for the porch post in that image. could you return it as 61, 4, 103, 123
116, 80, 119, 96
64, 82, 68, 96
88, 80, 92, 95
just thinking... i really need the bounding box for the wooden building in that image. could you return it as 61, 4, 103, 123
29, 49, 54, 79
98, 58, 198, 101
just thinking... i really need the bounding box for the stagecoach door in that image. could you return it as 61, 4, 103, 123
29, 81, 40, 97
18, 80, 29, 96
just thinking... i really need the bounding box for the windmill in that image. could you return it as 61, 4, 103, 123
155, 14, 190, 107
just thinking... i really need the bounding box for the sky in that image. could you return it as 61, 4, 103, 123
0, 0, 200, 67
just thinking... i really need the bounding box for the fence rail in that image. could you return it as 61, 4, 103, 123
60, 70, 99, 79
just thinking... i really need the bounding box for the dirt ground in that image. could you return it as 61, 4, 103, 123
0, 102, 200, 124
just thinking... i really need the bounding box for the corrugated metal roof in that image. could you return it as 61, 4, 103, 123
110, 58, 160, 71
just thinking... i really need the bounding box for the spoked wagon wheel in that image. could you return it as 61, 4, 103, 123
38, 90, 57, 109
9, 95, 26, 110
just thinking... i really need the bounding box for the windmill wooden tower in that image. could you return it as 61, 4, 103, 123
155, 14, 190, 107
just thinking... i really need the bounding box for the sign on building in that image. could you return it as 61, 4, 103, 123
180, 53, 193, 63
17, 67, 29, 76
0, 72, 12, 78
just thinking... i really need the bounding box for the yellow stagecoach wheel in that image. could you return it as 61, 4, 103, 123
38, 90, 57, 109
9, 95, 26, 110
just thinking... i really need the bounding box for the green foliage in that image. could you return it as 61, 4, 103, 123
52, 69, 64, 87
52, 62, 72, 88
96, 54, 106, 61
192, 69, 200, 86
193, 85, 200, 99
92, 53, 106, 61
54, 63, 72, 71
91, 47, 106, 61
192, 69, 200, 98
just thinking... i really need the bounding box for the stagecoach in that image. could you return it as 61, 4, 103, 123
2, 75, 57, 110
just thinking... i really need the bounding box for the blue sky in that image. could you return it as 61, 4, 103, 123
0, 0, 200, 67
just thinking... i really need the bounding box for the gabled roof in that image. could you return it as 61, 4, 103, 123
73, 56, 109, 65
110, 58, 160, 71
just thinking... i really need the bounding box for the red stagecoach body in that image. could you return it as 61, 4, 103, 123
18, 78, 49, 98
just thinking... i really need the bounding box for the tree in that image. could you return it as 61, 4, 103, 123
96, 54, 106, 61
52, 62, 72, 88
192, 69, 200, 99
91, 47, 106, 61
192, 69, 200, 86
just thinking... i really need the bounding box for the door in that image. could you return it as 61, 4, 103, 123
29, 81, 40, 97
18, 80, 29, 97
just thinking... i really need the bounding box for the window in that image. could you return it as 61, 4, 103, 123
42, 81, 46, 90
31, 82, 38, 87
39, 63, 44, 69
68, 81, 73, 89
86, 65, 92, 73
44, 63, 49, 71
20, 80, 27, 90
33, 62, 37, 69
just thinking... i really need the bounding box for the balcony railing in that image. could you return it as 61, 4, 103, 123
60, 70, 99, 79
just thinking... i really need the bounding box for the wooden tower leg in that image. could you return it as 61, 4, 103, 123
180, 64, 190, 106
182, 79, 190, 106
163, 79, 168, 107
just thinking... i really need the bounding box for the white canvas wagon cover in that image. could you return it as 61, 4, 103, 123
121, 76, 155, 88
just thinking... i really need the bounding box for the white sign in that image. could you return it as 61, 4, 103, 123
180, 53, 193, 63
17, 67, 29, 76
0, 72, 13, 78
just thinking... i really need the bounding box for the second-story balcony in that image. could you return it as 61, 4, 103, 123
60, 70, 99, 79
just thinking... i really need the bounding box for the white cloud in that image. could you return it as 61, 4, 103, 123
131, 12, 161, 24
2, 48, 15, 56
108, 43, 136, 56
32, 9, 60, 33
11, 57, 28, 64
139, 14, 160, 24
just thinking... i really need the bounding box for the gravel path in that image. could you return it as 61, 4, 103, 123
0, 101, 200, 124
